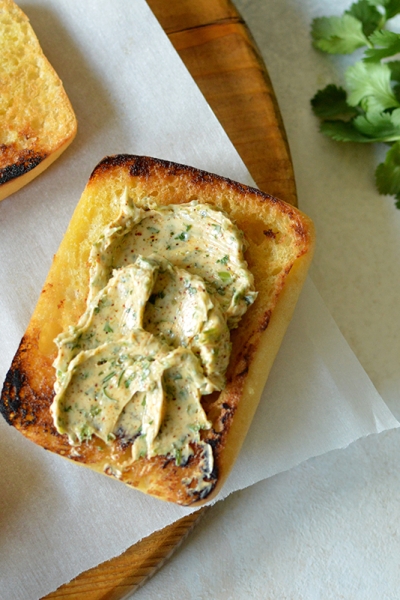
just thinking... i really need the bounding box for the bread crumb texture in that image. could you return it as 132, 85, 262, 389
0, 0, 76, 197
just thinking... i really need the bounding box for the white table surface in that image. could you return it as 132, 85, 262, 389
132, 1, 400, 598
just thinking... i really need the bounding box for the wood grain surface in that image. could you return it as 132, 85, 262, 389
43, 0, 297, 598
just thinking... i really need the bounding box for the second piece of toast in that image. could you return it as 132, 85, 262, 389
0, 0, 77, 201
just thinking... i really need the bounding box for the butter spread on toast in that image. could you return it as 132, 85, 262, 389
51, 190, 256, 496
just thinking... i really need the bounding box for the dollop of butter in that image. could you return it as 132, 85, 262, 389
89, 190, 257, 327
51, 190, 257, 493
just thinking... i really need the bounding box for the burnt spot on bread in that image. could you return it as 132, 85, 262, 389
220, 404, 234, 428
89, 154, 155, 181
186, 454, 218, 503
0, 365, 50, 431
88, 154, 131, 181
0, 334, 57, 436
0, 146, 47, 185
128, 156, 155, 179
0, 366, 24, 424
194, 485, 214, 502
0, 364, 45, 430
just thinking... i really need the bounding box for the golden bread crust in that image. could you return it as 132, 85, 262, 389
0, 0, 77, 201
0, 155, 314, 505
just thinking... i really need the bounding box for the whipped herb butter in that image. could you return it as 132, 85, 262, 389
51, 190, 256, 492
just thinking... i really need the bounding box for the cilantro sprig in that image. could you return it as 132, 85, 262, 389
311, 0, 400, 207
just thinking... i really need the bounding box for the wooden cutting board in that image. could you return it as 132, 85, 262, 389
43, 1, 297, 598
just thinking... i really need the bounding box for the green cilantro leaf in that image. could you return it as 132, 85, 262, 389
364, 29, 400, 61
102, 371, 116, 383
375, 140, 400, 205
367, 0, 400, 20
345, 61, 400, 111
319, 120, 374, 142
388, 61, 400, 101
353, 107, 400, 140
311, 14, 369, 54
385, 0, 400, 19
310, 1, 400, 207
346, 0, 384, 37
103, 322, 113, 333
175, 231, 189, 241
216, 254, 229, 265
218, 271, 232, 283
319, 110, 400, 143
388, 60, 400, 82
394, 83, 400, 105
311, 84, 358, 118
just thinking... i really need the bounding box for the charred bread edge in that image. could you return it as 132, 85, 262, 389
0, 154, 315, 506
0, 133, 77, 202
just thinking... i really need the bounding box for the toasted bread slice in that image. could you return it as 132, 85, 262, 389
0, 0, 77, 201
0, 155, 314, 505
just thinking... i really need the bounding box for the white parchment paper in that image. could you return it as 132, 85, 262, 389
0, 2, 398, 598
